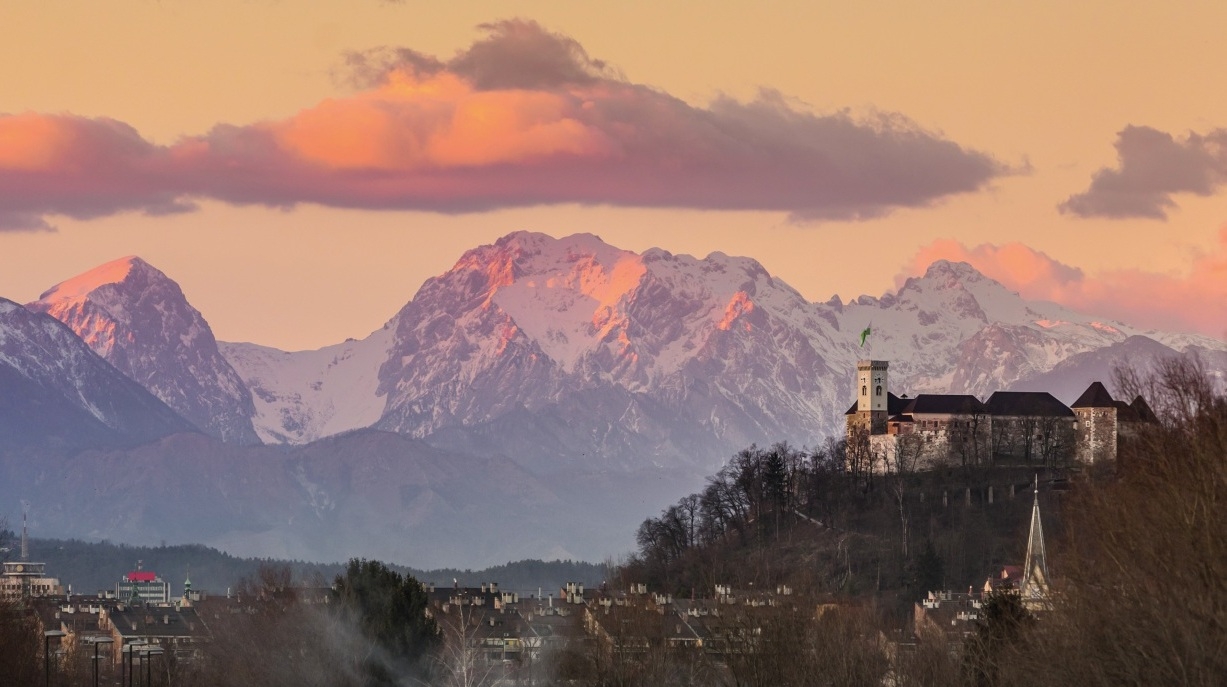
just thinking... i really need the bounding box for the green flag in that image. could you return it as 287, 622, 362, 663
859, 326, 871, 347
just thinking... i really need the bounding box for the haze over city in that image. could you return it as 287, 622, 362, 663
2, 0, 1224, 350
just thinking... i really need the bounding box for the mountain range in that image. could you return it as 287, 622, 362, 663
2, 231, 1223, 567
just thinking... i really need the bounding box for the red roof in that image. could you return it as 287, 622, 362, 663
126, 571, 157, 582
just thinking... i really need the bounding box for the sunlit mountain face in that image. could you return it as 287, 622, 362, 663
5, 232, 1223, 566
28, 256, 260, 444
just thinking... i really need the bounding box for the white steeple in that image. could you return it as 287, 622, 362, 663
1022, 476, 1049, 605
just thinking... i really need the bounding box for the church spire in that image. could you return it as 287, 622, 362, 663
1023, 476, 1048, 587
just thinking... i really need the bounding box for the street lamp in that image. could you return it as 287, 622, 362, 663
43, 630, 65, 687
84, 637, 114, 687
122, 641, 147, 687
141, 646, 164, 687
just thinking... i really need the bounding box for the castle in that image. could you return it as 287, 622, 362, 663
845, 360, 1155, 473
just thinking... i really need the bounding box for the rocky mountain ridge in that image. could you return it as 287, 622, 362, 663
0, 297, 194, 450
28, 257, 260, 444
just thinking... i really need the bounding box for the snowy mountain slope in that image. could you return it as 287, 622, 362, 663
56, 232, 1222, 471
372, 232, 846, 470
825, 260, 1225, 398
219, 325, 395, 444
0, 298, 195, 449
210, 231, 1224, 470
1006, 335, 1221, 403
372, 233, 1225, 468
28, 257, 260, 444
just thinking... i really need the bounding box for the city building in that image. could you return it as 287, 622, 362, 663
0, 511, 63, 600
116, 563, 170, 604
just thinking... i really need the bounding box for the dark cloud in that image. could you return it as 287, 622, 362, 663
0, 211, 54, 232
449, 19, 620, 90
337, 47, 444, 89
2, 21, 1010, 229
1060, 125, 1227, 219
341, 19, 618, 91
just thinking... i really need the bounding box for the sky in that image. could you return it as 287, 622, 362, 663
1, 0, 1225, 350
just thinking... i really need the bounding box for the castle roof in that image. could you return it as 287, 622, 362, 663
1071, 382, 1115, 408
984, 391, 1073, 417
903, 394, 988, 416
1130, 395, 1159, 423
1113, 400, 1150, 422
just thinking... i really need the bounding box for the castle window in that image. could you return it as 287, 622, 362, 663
862, 385, 867, 396
875, 385, 882, 396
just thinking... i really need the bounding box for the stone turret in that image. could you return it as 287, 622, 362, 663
1072, 382, 1119, 463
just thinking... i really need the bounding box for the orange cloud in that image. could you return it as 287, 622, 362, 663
0, 113, 193, 230
902, 232, 1227, 338
0, 19, 1008, 231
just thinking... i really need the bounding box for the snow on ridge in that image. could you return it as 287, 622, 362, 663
482, 233, 824, 378
220, 324, 396, 444
34, 256, 145, 304
490, 236, 646, 373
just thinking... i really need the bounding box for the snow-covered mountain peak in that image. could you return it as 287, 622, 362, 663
922, 259, 987, 282
478, 233, 648, 372
35, 255, 152, 305
28, 257, 261, 445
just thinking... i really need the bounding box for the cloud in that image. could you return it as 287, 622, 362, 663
0, 113, 194, 230
1060, 125, 1227, 219
0, 19, 1008, 230
902, 234, 1227, 339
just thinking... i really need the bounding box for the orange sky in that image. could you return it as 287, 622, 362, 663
1, 0, 1224, 348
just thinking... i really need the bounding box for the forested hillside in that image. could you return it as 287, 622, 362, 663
5, 536, 608, 597
621, 438, 1067, 610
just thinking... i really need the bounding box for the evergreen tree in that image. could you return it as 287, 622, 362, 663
964, 589, 1032, 687
333, 559, 439, 684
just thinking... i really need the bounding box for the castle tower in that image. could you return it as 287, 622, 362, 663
1072, 382, 1118, 463
855, 360, 889, 434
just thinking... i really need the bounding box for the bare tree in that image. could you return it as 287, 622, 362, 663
884, 433, 927, 560
433, 602, 497, 687
1034, 414, 1074, 468
998, 358, 1227, 687
0, 596, 40, 687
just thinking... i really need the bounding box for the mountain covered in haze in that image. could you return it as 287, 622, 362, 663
27, 257, 260, 444
5, 231, 1225, 567
0, 298, 194, 450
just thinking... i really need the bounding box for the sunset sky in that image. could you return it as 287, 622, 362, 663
2, 0, 1224, 349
